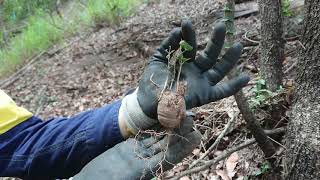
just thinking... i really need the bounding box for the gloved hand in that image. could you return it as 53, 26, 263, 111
119, 19, 249, 135
73, 115, 201, 180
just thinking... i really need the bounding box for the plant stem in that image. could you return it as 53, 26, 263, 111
224, 0, 276, 159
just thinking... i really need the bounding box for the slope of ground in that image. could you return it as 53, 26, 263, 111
2, 0, 231, 119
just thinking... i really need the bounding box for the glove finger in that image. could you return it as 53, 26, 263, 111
181, 19, 197, 60
204, 43, 243, 85
195, 22, 226, 71
151, 28, 182, 64
145, 130, 201, 179
173, 113, 194, 137
148, 136, 169, 155
163, 130, 201, 168
141, 134, 165, 148
209, 74, 250, 102
144, 151, 166, 179
147, 126, 197, 154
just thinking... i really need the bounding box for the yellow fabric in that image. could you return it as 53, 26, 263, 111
0, 89, 33, 134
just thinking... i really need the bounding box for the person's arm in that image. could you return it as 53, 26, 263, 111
0, 99, 124, 179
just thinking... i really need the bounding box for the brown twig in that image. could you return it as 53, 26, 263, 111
267, 136, 286, 149
149, 73, 160, 88
168, 127, 286, 179
243, 31, 260, 44
284, 61, 298, 74
158, 76, 169, 101
170, 139, 256, 179
189, 111, 240, 168
297, 40, 306, 50
233, 90, 277, 158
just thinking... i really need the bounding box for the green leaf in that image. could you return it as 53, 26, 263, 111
255, 169, 262, 176
255, 162, 270, 176
261, 162, 271, 173
259, 89, 274, 96
226, 30, 235, 35
179, 40, 193, 52
282, 0, 292, 17
257, 79, 266, 86
223, 6, 233, 12
224, 41, 235, 49
177, 54, 190, 64
250, 98, 261, 105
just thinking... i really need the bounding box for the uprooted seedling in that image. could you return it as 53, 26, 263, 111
134, 40, 193, 179
157, 40, 193, 129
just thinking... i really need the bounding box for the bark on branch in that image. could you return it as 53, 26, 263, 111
224, 0, 276, 159
169, 127, 285, 179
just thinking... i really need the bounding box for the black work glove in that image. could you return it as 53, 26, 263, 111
73, 115, 201, 180
139, 20, 249, 116
119, 20, 249, 134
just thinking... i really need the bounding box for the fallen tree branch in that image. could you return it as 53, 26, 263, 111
170, 139, 255, 179
264, 127, 286, 135
234, 91, 277, 158
189, 112, 240, 168
169, 127, 286, 179
225, 0, 276, 159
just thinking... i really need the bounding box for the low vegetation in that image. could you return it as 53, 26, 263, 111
0, 0, 140, 77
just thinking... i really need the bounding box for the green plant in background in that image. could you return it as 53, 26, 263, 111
255, 161, 271, 176
0, 0, 141, 77
282, 0, 292, 17
2, 0, 58, 23
249, 78, 276, 108
249, 77, 285, 108
87, 0, 139, 25
0, 10, 63, 71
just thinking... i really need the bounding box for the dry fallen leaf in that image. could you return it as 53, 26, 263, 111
216, 152, 239, 180
192, 148, 201, 156
236, 176, 244, 180
226, 152, 239, 179
216, 169, 231, 180
209, 173, 220, 180
179, 176, 190, 180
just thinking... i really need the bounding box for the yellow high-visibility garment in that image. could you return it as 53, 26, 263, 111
0, 89, 33, 134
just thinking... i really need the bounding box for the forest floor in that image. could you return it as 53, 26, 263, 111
1, 0, 303, 179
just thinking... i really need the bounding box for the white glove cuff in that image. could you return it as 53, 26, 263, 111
119, 89, 158, 134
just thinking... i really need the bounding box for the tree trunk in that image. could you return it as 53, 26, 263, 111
225, 0, 276, 159
283, 0, 320, 179
258, 0, 284, 91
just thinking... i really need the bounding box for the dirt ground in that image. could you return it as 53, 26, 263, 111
1, 0, 302, 179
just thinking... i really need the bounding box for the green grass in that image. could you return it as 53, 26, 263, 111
1, 0, 57, 23
0, 0, 140, 77
282, 0, 293, 17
